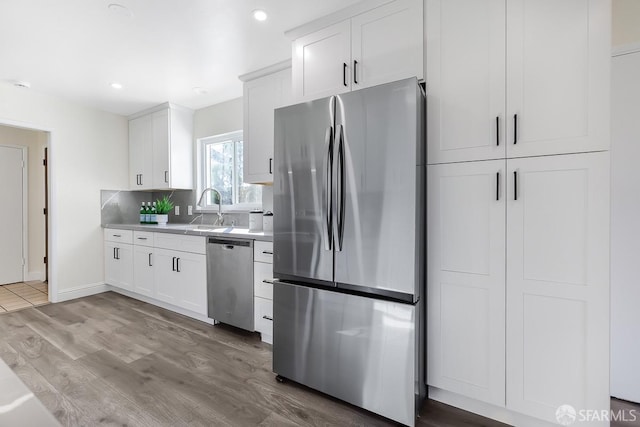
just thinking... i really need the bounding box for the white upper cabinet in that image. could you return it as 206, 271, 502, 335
426, 0, 610, 164
506, 0, 610, 158
505, 152, 610, 423
129, 103, 194, 191
241, 63, 292, 184
129, 114, 153, 189
293, 21, 351, 102
291, 0, 423, 102
426, 0, 506, 164
351, 0, 423, 90
427, 160, 506, 407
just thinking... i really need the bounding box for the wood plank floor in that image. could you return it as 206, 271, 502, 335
0, 291, 597, 426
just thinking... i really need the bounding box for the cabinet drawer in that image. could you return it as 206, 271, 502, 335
133, 231, 154, 247
254, 296, 273, 342
154, 233, 205, 254
254, 241, 273, 263
254, 261, 274, 300
104, 229, 133, 244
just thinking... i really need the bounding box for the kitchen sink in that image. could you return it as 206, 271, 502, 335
191, 225, 252, 234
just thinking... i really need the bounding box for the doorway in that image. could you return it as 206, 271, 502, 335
0, 125, 50, 312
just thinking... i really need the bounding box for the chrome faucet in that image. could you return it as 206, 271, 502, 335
197, 187, 224, 226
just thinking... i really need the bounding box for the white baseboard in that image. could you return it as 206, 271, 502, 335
428, 387, 555, 427
54, 282, 110, 303
107, 287, 214, 325
24, 271, 45, 282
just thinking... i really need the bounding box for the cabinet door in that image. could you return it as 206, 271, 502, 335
154, 248, 178, 306
427, 160, 506, 406
133, 245, 155, 297
506, 152, 609, 422
351, 0, 423, 90
426, 0, 506, 164
174, 251, 207, 315
104, 242, 133, 290
152, 109, 170, 189
506, 0, 610, 158
244, 68, 291, 184
292, 20, 351, 102
129, 115, 153, 189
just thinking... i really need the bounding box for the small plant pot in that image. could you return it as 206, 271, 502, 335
157, 214, 169, 226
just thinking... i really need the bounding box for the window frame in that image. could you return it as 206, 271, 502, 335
196, 130, 262, 212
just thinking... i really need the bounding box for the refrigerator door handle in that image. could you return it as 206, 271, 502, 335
322, 125, 334, 251
333, 124, 345, 251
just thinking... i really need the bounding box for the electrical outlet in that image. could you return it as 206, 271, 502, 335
175, 205, 180, 215
188, 205, 193, 215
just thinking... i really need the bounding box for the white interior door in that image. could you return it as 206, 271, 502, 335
611, 49, 640, 404
427, 160, 506, 406
0, 146, 24, 285
506, 152, 610, 423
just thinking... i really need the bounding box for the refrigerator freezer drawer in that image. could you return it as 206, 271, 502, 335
273, 282, 418, 426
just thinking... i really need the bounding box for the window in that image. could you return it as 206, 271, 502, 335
197, 131, 261, 211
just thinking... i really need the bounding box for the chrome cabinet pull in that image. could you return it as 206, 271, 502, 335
262, 250, 273, 255
513, 114, 518, 145
269, 158, 273, 174
164, 170, 168, 183
148, 253, 152, 267
496, 172, 500, 201
514, 170, 518, 201
262, 315, 273, 321
496, 116, 500, 146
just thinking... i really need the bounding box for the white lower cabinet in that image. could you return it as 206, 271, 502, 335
427, 152, 610, 424
104, 241, 133, 291
133, 245, 155, 297
505, 152, 610, 423
154, 248, 207, 315
253, 241, 274, 343
105, 230, 207, 319
427, 160, 506, 406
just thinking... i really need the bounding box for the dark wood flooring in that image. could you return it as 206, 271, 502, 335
2, 291, 623, 427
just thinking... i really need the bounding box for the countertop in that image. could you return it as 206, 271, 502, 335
102, 223, 273, 242
0, 359, 60, 426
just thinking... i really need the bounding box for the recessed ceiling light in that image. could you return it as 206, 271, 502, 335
13, 80, 31, 89
110, 82, 123, 90
193, 87, 208, 95
252, 9, 267, 21
108, 3, 133, 18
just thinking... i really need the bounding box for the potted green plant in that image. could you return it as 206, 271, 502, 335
155, 195, 174, 226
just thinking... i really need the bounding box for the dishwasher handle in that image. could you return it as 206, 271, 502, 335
207, 237, 253, 247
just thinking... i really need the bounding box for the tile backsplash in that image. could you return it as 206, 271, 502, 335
101, 187, 273, 227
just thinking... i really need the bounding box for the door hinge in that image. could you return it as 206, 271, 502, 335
22, 258, 25, 266
44, 256, 47, 264
43, 159, 47, 166
43, 208, 47, 215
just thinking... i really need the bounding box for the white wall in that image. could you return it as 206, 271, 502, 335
0, 125, 47, 281
611, 49, 640, 403
613, 0, 640, 47
194, 97, 243, 140
0, 83, 128, 300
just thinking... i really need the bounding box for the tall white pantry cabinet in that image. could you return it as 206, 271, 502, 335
425, 1, 611, 426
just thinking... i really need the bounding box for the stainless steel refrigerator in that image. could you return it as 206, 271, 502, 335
272, 77, 426, 426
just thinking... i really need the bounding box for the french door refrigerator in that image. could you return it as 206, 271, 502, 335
273, 78, 426, 426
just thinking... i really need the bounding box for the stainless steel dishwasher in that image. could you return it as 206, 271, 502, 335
207, 237, 254, 331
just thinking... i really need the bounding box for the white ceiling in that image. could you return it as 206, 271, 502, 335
0, 0, 361, 116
